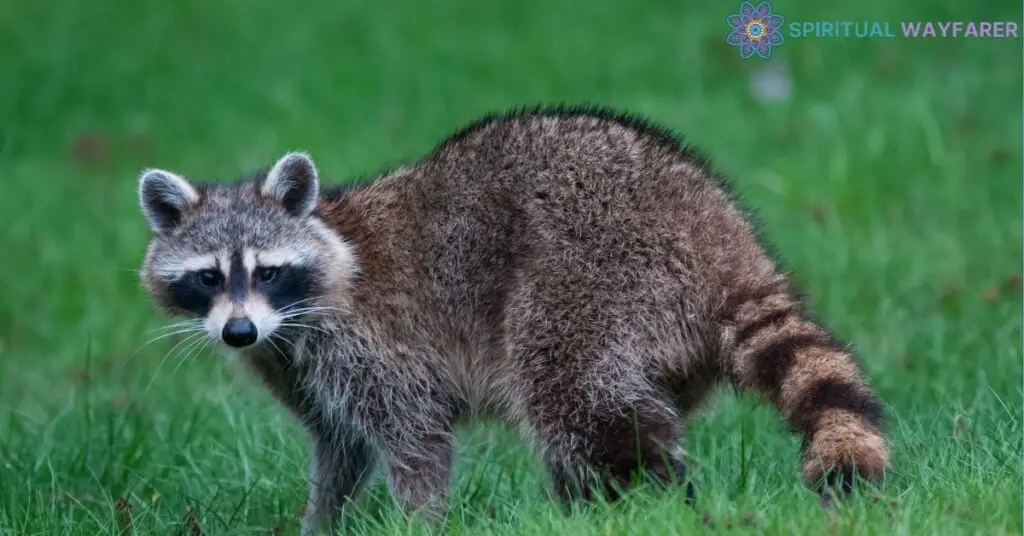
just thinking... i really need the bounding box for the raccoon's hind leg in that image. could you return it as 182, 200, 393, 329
535, 382, 695, 506
504, 250, 698, 507
724, 281, 890, 504
512, 351, 696, 507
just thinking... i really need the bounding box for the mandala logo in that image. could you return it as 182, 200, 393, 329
727, 1, 785, 59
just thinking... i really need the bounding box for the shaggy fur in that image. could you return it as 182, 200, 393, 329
137, 105, 890, 535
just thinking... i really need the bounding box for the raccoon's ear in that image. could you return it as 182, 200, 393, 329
138, 169, 200, 235
261, 151, 320, 218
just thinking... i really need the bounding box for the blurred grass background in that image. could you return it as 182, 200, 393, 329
0, 0, 1021, 534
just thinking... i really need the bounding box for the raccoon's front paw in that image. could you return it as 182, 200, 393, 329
299, 501, 319, 536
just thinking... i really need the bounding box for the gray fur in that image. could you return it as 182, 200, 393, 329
137, 106, 890, 534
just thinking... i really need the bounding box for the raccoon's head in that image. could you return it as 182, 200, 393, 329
137, 152, 356, 350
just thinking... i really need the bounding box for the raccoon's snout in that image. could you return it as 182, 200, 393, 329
222, 317, 258, 348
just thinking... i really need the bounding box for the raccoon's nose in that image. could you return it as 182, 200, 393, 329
222, 318, 258, 348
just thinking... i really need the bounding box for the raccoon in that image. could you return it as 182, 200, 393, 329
137, 105, 889, 534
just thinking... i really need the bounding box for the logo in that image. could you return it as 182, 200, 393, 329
727, 1, 785, 59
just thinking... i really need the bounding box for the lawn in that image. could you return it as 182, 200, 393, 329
0, 1, 1021, 534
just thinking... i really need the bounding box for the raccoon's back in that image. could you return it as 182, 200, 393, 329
418, 107, 765, 277
395, 108, 772, 327
425, 106, 715, 206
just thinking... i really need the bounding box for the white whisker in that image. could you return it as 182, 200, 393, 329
278, 322, 330, 335
276, 307, 346, 321
122, 320, 204, 362
172, 335, 213, 375
144, 331, 206, 393
141, 327, 206, 348
269, 333, 303, 361
281, 296, 326, 309
147, 319, 204, 333
264, 336, 288, 360
187, 340, 215, 368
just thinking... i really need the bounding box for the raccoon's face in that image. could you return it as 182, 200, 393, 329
137, 152, 356, 350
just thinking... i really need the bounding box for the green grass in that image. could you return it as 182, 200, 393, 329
1, 0, 1021, 534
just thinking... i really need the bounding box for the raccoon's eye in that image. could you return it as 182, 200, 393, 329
256, 266, 279, 284
196, 269, 222, 288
